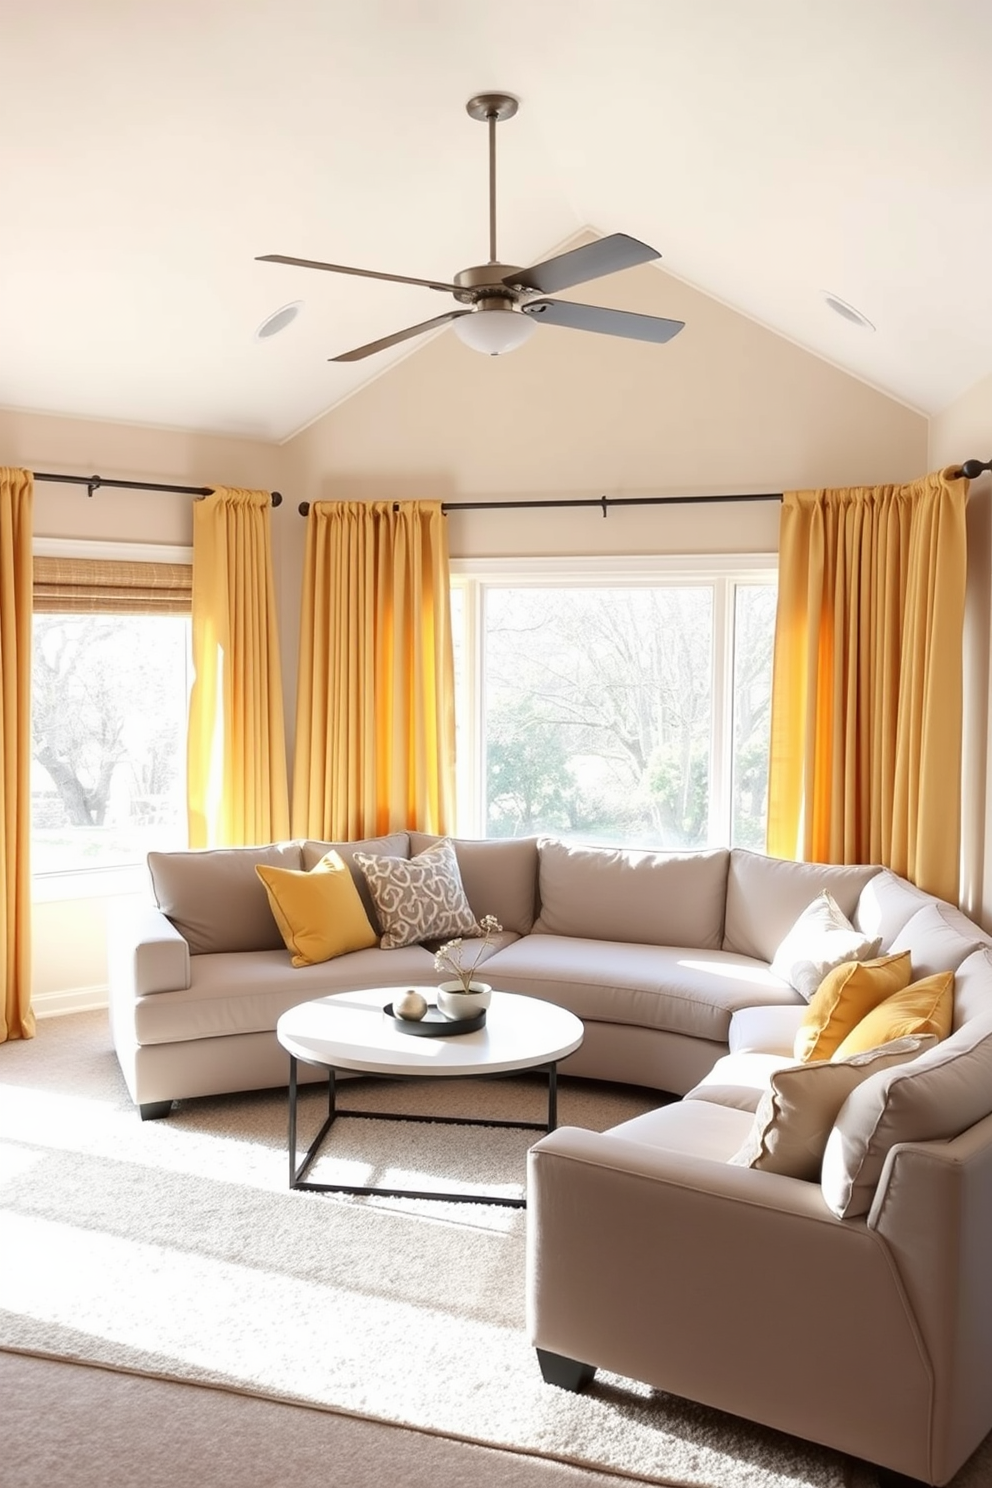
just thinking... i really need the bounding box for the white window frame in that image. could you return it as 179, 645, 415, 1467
450, 553, 778, 845
31, 537, 193, 902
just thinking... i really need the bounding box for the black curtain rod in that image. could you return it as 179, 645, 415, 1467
32, 470, 282, 505
296, 460, 992, 518
297, 491, 783, 517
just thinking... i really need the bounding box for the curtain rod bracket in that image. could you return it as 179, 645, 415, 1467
87, 477, 100, 498
601, 495, 609, 519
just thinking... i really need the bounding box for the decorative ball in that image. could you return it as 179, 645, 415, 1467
394, 989, 428, 1021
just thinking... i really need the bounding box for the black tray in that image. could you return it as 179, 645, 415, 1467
384, 1001, 486, 1037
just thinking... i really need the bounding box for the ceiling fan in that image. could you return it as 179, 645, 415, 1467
257, 92, 685, 362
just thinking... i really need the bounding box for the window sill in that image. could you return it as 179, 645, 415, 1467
32, 864, 150, 903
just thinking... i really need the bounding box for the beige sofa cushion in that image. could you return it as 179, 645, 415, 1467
952, 946, 992, 1030
723, 851, 879, 962
409, 832, 539, 935
483, 934, 796, 1042
301, 833, 410, 934
769, 890, 881, 1000
887, 900, 985, 976
683, 1051, 797, 1112
730, 1036, 936, 1180
532, 839, 729, 950
853, 868, 935, 946
821, 1014, 992, 1218
606, 1096, 755, 1161
147, 842, 303, 955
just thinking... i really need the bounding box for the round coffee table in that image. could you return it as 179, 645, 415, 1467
276, 987, 584, 1207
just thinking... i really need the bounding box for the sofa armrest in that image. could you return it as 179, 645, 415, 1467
526, 1125, 933, 1473
108, 904, 191, 1000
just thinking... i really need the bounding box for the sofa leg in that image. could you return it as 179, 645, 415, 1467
139, 1100, 173, 1121
536, 1348, 596, 1391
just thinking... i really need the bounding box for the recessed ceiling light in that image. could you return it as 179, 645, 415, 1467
255, 301, 303, 341
822, 292, 875, 332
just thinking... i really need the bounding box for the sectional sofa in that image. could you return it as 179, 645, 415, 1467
110, 831, 986, 1117
108, 830, 992, 1483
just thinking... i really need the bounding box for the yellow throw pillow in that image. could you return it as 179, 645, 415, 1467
256, 851, 377, 967
832, 971, 954, 1059
794, 951, 913, 1063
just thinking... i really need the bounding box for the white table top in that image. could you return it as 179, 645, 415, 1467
276, 987, 584, 1077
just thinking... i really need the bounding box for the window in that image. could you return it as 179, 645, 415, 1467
31, 543, 193, 879
451, 556, 777, 850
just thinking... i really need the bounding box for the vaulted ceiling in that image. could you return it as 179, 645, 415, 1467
3, 1, 991, 443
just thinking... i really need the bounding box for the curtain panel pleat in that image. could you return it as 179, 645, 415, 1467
187, 488, 290, 848
292, 500, 456, 842
1, 468, 35, 1042
33, 556, 191, 614
766, 468, 967, 902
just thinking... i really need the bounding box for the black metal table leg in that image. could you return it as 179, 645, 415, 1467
285, 1059, 559, 1207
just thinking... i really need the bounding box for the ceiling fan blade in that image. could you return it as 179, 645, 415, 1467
257, 254, 462, 295
520, 298, 684, 344
329, 309, 472, 363
505, 234, 661, 295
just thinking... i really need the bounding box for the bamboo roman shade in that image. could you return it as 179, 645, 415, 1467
32, 556, 192, 614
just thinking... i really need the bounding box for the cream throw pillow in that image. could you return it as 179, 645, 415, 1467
728, 1035, 936, 1180
256, 851, 377, 967
769, 890, 882, 1001
794, 952, 913, 1063
354, 837, 480, 950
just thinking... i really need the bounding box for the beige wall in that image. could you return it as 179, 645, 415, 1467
6, 267, 935, 1007
929, 374, 992, 927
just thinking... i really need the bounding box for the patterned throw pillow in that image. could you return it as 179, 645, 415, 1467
354, 838, 480, 950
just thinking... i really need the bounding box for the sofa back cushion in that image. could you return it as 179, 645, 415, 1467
952, 946, 992, 1031
409, 832, 539, 935
301, 833, 410, 934
532, 839, 729, 949
723, 851, 880, 963
852, 868, 933, 947
147, 841, 303, 954
821, 1013, 992, 1218
886, 901, 985, 976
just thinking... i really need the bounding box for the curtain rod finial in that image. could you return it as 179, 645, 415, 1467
271, 491, 282, 507
299, 501, 311, 517
959, 458, 992, 480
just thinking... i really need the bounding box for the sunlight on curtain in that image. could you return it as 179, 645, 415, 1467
1, 468, 35, 1041
292, 500, 455, 841
187, 488, 289, 847
767, 468, 968, 901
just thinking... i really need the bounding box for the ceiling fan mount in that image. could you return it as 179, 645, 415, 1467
256, 93, 685, 361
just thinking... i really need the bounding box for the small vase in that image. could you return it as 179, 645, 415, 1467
436, 981, 492, 1020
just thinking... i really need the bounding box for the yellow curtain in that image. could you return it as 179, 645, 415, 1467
766, 468, 968, 901
187, 488, 289, 847
1, 468, 35, 1042
292, 500, 455, 841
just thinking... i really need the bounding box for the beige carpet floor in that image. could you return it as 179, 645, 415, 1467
0, 1011, 988, 1488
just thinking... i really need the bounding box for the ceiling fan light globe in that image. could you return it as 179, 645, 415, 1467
453, 307, 536, 356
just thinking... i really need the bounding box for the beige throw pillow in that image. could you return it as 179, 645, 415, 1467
354, 837, 480, 950
769, 890, 882, 1001
821, 1017, 992, 1218
728, 1035, 936, 1180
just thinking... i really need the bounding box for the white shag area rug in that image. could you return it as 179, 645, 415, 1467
1, 1011, 981, 1488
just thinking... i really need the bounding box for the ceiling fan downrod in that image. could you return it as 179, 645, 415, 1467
465, 92, 518, 265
